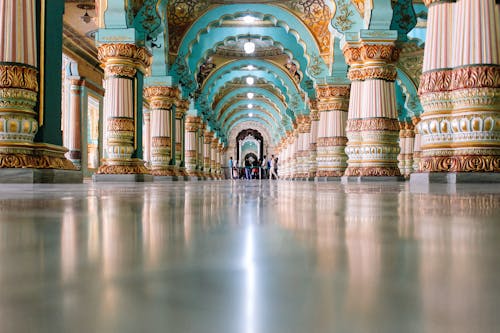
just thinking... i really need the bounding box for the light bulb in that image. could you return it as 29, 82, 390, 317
243, 15, 256, 23
247, 92, 254, 99
246, 77, 254, 85
249, 113, 254, 117
243, 41, 255, 54
248, 103, 253, 109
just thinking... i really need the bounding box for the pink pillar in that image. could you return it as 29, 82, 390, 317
185, 116, 200, 177
343, 40, 401, 177
97, 44, 151, 175
143, 86, 179, 176
418, 0, 500, 172
316, 85, 350, 178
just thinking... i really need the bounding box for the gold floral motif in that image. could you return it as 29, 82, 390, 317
0, 153, 76, 170
317, 137, 348, 146
349, 66, 398, 81
423, 0, 454, 7
152, 137, 171, 147
317, 85, 351, 99
419, 155, 500, 172
360, 44, 400, 63
107, 117, 135, 132
104, 65, 137, 78
98, 44, 152, 71
97, 164, 150, 175
317, 170, 344, 177
345, 166, 401, 177
343, 47, 361, 65
0, 64, 39, 92
419, 65, 500, 94
143, 86, 179, 99
346, 118, 400, 131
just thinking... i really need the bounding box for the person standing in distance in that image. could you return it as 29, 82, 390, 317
270, 155, 278, 180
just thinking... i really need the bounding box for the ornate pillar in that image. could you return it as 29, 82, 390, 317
174, 99, 188, 177
217, 142, 223, 179
203, 131, 212, 179
142, 106, 151, 168
143, 86, 178, 177
210, 137, 218, 179
412, 116, 422, 173
66, 77, 84, 169
96, 44, 151, 176
398, 121, 415, 178
343, 35, 402, 178
416, 0, 500, 178
308, 107, 320, 180
295, 115, 311, 179
185, 116, 200, 179
316, 84, 350, 180
198, 124, 205, 178
0, 0, 76, 179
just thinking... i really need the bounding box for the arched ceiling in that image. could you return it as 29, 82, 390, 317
86, 0, 427, 146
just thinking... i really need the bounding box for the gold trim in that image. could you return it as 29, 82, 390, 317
39, 0, 45, 126
134, 76, 137, 150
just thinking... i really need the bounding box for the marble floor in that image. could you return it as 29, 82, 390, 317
0, 180, 499, 333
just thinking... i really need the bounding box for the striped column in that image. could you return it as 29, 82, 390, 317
398, 121, 415, 178
0, 0, 74, 170
142, 107, 151, 167
185, 116, 200, 178
295, 115, 311, 179
97, 43, 151, 175
418, 0, 500, 172
203, 131, 212, 179
217, 142, 223, 179
316, 84, 350, 178
66, 78, 84, 169
343, 40, 401, 177
143, 86, 178, 176
308, 108, 320, 179
174, 99, 188, 177
412, 116, 422, 172
197, 124, 205, 178
210, 137, 218, 179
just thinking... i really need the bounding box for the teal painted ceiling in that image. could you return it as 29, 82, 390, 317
98, 0, 427, 145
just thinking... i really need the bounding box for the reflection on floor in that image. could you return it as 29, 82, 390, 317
0, 180, 499, 332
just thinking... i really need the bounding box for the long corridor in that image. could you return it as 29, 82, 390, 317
1, 180, 499, 333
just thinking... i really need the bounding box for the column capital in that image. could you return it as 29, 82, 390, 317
185, 116, 201, 132
143, 86, 179, 110
98, 43, 151, 77
316, 84, 351, 112
423, 0, 456, 7
296, 115, 312, 133
175, 99, 190, 119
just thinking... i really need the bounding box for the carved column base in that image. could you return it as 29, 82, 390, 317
0, 142, 77, 170
344, 166, 401, 177
295, 151, 309, 179
97, 158, 149, 175
317, 137, 348, 177
418, 150, 500, 173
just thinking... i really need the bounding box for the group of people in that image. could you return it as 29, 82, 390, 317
228, 155, 279, 180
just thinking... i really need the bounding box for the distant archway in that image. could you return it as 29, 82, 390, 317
237, 129, 264, 166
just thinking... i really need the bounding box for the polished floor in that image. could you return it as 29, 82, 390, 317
0, 180, 499, 333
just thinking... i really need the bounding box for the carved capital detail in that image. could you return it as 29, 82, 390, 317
346, 118, 400, 132
316, 85, 351, 111
107, 117, 134, 132
0, 63, 38, 92
419, 65, 500, 95
98, 43, 151, 74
